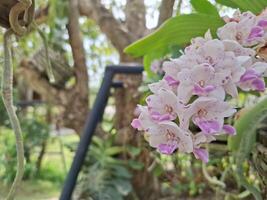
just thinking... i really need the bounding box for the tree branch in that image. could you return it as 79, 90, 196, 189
78, 0, 134, 53
157, 0, 176, 27
34, 5, 49, 25
67, 0, 89, 100
17, 60, 63, 104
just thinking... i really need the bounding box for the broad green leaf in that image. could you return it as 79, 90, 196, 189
215, 0, 239, 9
216, 0, 267, 14
191, 0, 220, 17
143, 45, 183, 76
228, 97, 267, 200
169, 44, 183, 58
124, 14, 225, 57
143, 54, 153, 76
228, 97, 267, 152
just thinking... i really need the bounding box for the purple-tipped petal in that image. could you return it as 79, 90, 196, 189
164, 75, 179, 86
240, 74, 258, 82
247, 26, 264, 41
197, 120, 221, 135
223, 125, 236, 135
193, 84, 204, 95
193, 84, 215, 95
158, 114, 172, 122
131, 119, 142, 130
193, 148, 209, 163
158, 143, 178, 155
150, 111, 161, 121
204, 85, 216, 93
150, 112, 172, 122
240, 69, 258, 82
252, 78, 265, 91
258, 19, 267, 28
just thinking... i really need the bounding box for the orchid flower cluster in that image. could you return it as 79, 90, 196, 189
131, 10, 267, 163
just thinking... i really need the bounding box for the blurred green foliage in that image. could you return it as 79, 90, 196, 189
0, 117, 49, 183
77, 136, 133, 200
216, 0, 267, 13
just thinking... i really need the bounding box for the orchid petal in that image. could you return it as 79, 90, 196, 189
193, 148, 209, 163
197, 120, 221, 135
158, 143, 178, 155
222, 125, 236, 135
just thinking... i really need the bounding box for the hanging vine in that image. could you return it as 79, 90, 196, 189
1, 1, 34, 199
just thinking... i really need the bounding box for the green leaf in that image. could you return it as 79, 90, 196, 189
191, 0, 220, 17
127, 146, 141, 157
113, 179, 132, 196
100, 187, 123, 200
92, 136, 103, 147
215, 0, 239, 9
228, 97, 267, 152
105, 146, 124, 156
124, 14, 225, 57
111, 165, 132, 179
216, 0, 267, 14
128, 160, 144, 170
169, 44, 183, 58
143, 44, 184, 77
152, 164, 164, 177
228, 98, 267, 200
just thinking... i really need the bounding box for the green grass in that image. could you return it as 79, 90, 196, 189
0, 133, 79, 200
0, 180, 59, 200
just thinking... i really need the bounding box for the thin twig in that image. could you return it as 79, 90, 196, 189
32, 22, 55, 83
202, 162, 226, 189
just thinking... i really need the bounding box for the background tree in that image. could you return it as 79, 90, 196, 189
13, 0, 179, 199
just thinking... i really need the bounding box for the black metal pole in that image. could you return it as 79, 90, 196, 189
59, 69, 114, 200
107, 65, 144, 74
59, 66, 143, 200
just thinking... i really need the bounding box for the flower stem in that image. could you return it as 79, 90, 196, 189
2, 29, 25, 200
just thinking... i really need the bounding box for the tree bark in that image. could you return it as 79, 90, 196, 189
125, 0, 146, 39
65, 0, 89, 135
158, 0, 176, 27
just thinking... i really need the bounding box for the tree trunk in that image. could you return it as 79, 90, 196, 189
78, 0, 175, 198
113, 59, 159, 200
36, 140, 47, 174
14, 0, 175, 198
